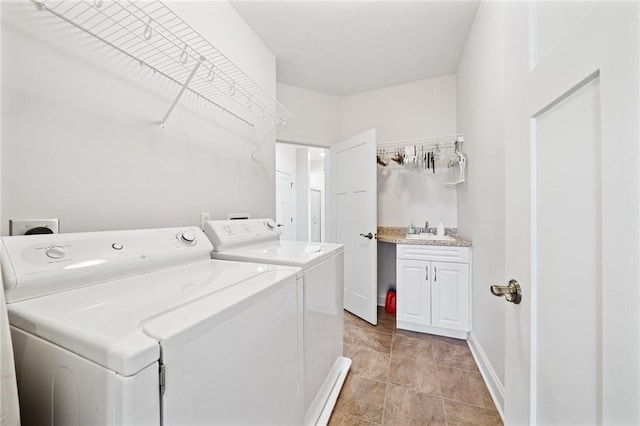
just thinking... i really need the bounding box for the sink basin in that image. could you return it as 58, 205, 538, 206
405, 233, 455, 241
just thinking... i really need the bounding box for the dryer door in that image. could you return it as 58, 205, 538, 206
144, 270, 303, 426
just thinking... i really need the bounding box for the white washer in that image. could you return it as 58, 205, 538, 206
1, 227, 304, 426
204, 218, 350, 426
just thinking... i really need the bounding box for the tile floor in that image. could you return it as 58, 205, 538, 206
328, 307, 503, 426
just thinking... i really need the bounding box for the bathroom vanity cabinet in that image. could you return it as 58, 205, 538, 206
396, 244, 470, 339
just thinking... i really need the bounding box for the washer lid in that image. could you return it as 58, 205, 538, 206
7, 259, 299, 376
211, 240, 344, 269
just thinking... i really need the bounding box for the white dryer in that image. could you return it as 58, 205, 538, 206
204, 218, 350, 426
1, 227, 304, 426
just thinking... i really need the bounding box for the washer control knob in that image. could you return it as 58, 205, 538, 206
178, 231, 197, 245
223, 225, 232, 234
264, 219, 276, 230
45, 246, 66, 259
112, 243, 123, 250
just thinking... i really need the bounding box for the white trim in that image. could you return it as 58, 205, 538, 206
467, 331, 505, 421
396, 321, 468, 340
529, 116, 538, 426
313, 357, 351, 426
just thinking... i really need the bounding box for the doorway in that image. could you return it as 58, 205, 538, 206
275, 142, 328, 242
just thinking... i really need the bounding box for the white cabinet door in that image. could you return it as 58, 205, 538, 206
396, 259, 430, 326
431, 262, 469, 331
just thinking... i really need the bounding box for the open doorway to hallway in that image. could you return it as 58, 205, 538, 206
275, 142, 328, 242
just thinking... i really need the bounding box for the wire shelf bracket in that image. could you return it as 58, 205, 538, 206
160, 56, 203, 129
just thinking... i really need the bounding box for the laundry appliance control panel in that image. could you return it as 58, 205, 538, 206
1, 227, 213, 303
204, 218, 281, 252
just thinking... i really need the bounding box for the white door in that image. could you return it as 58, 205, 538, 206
330, 129, 377, 324
430, 262, 468, 331
309, 189, 321, 243
396, 259, 430, 326
502, 2, 639, 425
276, 171, 295, 240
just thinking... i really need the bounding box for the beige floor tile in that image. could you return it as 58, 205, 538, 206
375, 314, 395, 335
443, 399, 503, 425
328, 410, 380, 426
334, 375, 386, 424
344, 343, 390, 382
336, 310, 501, 424
388, 355, 441, 396
345, 310, 394, 335
437, 366, 495, 409
433, 340, 478, 372
344, 311, 364, 328
344, 324, 393, 354
384, 384, 447, 425
391, 333, 436, 364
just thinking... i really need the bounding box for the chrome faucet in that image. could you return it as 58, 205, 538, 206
424, 221, 429, 233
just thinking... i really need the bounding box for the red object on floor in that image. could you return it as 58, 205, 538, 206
385, 289, 396, 313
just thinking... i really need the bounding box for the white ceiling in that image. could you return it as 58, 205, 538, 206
230, 1, 480, 97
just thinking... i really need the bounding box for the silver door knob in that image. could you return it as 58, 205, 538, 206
359, 232, 374, 240
490, 279, 522, 304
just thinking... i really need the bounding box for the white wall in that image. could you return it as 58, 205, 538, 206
456, 1, 506, 413
275, 143, 297, 177
276, 83, 341, 147
339, 76, 458, 228
339, 76, 457, 143
1, 1, 276, 234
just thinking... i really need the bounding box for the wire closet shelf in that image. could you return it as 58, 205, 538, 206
377, 133, 465, 153
32, 0, 294, 128
376, 134, 467, 185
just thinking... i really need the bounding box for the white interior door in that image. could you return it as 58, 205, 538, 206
502, 2, 639, 425
276, 171, 295, 240
309, 189, 321, 243
330, 129, 377, 325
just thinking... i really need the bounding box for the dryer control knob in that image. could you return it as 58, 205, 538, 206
178, 231, 197, 245
264, 219, 276, 230
45, 246, 66, 259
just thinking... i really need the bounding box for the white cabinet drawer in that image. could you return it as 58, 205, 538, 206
397, 244, 470, 263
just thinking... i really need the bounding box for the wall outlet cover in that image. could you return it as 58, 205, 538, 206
10, 219, 60, 236
200, 212, 211, 230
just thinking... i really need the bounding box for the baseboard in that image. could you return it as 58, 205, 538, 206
467, 331, 505, 421
397, 321, 468, 340
377, 294, 385, 306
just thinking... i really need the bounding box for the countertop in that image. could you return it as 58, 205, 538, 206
377, 227, 472, 247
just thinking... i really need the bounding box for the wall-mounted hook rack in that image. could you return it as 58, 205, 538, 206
31, 0, 295, 129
